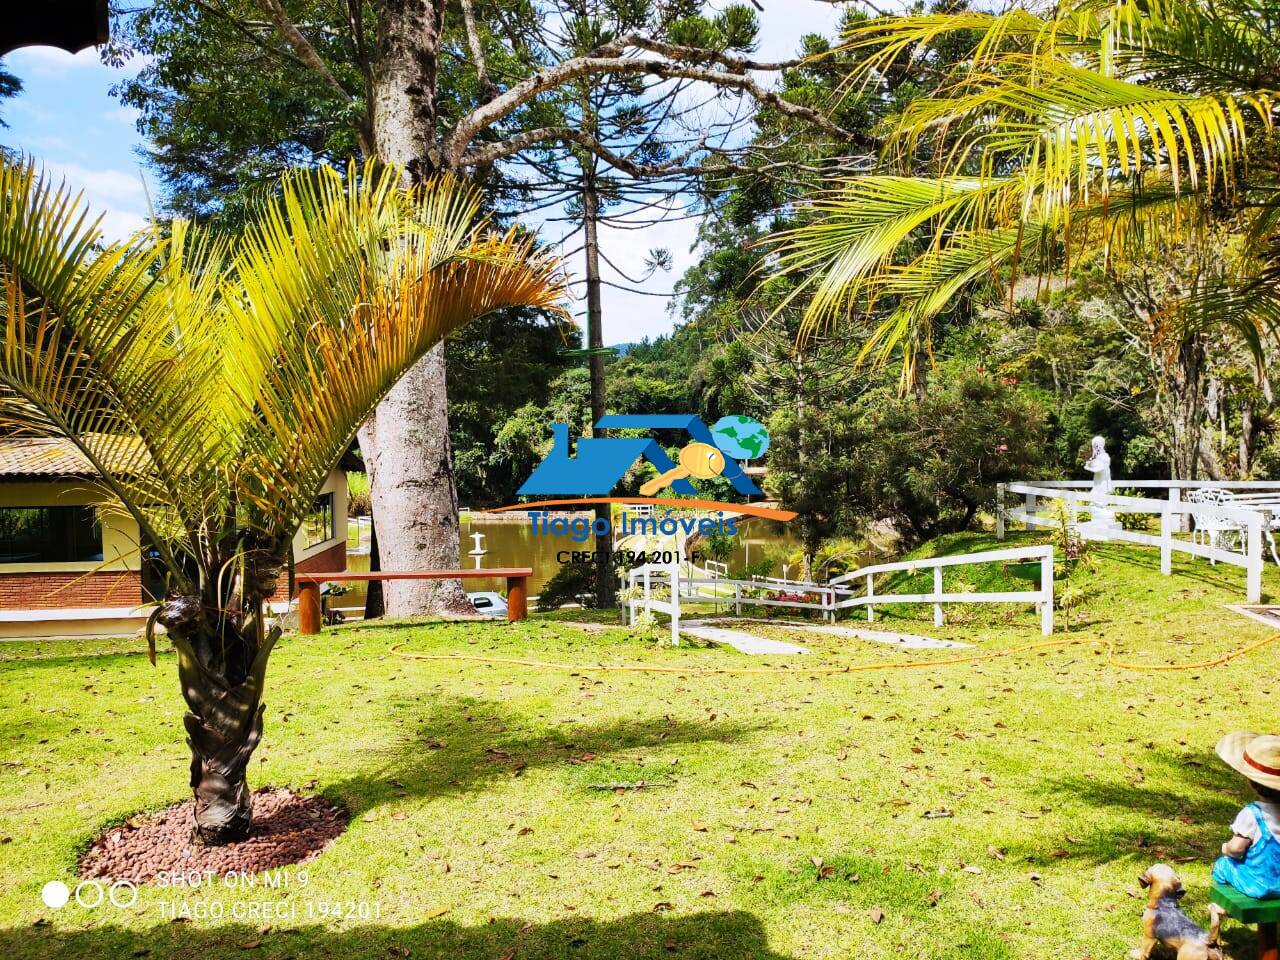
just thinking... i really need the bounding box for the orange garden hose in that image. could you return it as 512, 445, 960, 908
388, 630, 1280, 678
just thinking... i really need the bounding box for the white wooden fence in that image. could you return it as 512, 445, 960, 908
626, 543, 1056, 643
997, 481, 1268, 602
828, 544, 1056, 636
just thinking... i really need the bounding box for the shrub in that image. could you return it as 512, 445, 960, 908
347, 472, 372, 516
536, 561, 599, 611
854, 366, 1050, 544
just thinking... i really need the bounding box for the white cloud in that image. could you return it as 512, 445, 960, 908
5, 47, 106, 78
755, 0, 846, 61
37, 160, 151, 239
102, 105, 141, 127
3, 45, 153, 83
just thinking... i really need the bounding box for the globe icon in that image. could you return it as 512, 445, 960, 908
711, 415, 769, 460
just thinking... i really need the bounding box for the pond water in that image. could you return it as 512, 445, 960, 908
335, 513, 802, 611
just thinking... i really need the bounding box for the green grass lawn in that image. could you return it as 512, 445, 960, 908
4, 533, 1280, 959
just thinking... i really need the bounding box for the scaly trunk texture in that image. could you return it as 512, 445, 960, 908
157, 565, 281, 844
583, 175, 616, 609
359, 0, 470, 617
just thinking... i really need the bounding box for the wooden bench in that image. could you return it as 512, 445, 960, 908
294, 569, 533, 633
1211, 882, 1280, 960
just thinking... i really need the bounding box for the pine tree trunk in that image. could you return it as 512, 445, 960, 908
359, 353, 473, 615
583, 176, 616, 609
1167, 336, 1206, 481
358, 0, 469, 617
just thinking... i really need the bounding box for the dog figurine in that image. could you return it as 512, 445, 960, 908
1133, 864, 1227, 960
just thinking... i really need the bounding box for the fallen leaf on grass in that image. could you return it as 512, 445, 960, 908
868, 908, 885, 924
424, 906, 450, 920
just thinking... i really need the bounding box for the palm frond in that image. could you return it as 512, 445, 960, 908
0, 157, 567, 591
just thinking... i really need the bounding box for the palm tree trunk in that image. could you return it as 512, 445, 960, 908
158, 586, 280, 845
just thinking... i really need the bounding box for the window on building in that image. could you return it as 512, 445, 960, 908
301, 493, 335, 548
0, 506, 103, 563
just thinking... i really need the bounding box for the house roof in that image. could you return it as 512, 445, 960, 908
0, 436, 149, 479
0, 436, 356, 480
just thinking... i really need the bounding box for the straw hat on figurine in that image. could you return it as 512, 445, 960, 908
1217, 732, 1280, 790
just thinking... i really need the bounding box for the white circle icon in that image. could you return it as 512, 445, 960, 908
109, 880, 138, 909
74, 881, 104, 909
40, 880, 70, 909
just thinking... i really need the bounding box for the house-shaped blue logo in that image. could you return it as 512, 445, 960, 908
518, 414, 763, 497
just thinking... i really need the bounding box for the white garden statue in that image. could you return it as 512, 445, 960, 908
1083, 435, 1118, 536
1084, 436, 1112, 493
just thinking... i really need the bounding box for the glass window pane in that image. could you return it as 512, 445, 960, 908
302, 493, 335, 548
0, 506, 103, 562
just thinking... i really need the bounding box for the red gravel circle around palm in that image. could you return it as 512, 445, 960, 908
79, 787, 348, 884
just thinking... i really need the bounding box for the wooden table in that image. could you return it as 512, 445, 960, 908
1211, 882, 1280, 960
294, 569, 533, 634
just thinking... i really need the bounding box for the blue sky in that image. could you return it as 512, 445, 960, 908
0, 2, 845, 344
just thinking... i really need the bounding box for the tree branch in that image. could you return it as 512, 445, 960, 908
460, 0, 498, 102
446, 40, 856, 168
254, 0, 358, 103
463, 125, 709, 176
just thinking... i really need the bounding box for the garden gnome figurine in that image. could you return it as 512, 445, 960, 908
1083, 435, 1118, 537
1212, 731, 1280, 899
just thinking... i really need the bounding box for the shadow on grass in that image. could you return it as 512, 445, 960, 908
325, 695, 763, 816
3, 910, 794, 960
1009, 748, 1245, 867
1090, 544, 1258, 596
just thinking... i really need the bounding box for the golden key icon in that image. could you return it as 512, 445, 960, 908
639, 441, 726, 496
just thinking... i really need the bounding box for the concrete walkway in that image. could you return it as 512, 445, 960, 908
681, 620, 811, 655
784, 622, 971, 650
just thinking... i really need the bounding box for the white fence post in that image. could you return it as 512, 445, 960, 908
1160, 503, 1173, 576
1248, 514, 1263, 604
1024, 491, 1037, 531
734, 583, 740, 616
1040, 550, 1054, 636
933, 566, 944, 627
866, 573, 875, 622
996, 483, 1006, 540
1169, 487, 1186, 533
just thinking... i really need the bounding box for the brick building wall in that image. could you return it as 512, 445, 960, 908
0, 543, 345, 609
270, 541, 347, 602
0, 570, 143, 609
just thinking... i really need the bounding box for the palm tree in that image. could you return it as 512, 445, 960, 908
0, 158, 564, 843
768, 0, 1280, 394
